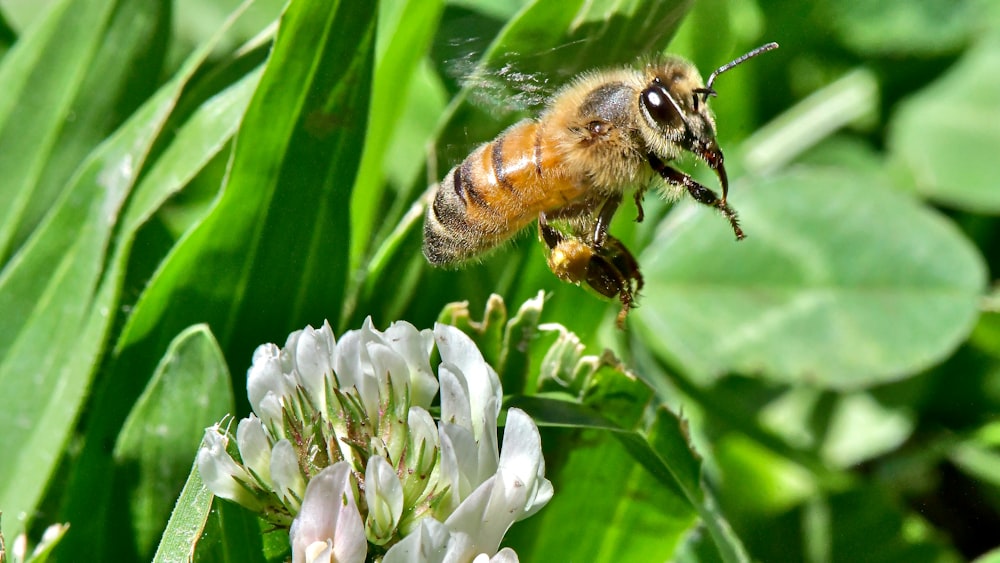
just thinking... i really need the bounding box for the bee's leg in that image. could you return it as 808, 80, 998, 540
540, 212, 591, 289
538, 211, 564, 249
603, 236, 644, 294
541, 213, 644, 329
591, 194, 623, 249
600, 236, 642, 329
647, 154, 745, 241
633, 187, 648, 223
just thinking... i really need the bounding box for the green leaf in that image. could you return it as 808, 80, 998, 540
0, 2, 244, 543
114, 0, 375, 372
0, 0, 168, 260
721, 485, 959, 562
976, 548, 1000, 563
635, 167, 986, 388
51, 61, 258, 561
153, 471, 269, 563
151, 463, 216, 563
0, 9, 15, 55
509, 397, 749, 562
170, 0, 286, 57
949, 420, 1000, 489
194, 499, 270, 563
115, 325, 233, 559
349, 0, 445, 272
823, 0, 976, 56
889, 36, 1000, 213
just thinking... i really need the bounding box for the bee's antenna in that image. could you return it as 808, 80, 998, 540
693, 42, 779, 108
706, 42, 779, 91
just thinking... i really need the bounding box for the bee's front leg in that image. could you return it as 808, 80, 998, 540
647, 153, 745, 241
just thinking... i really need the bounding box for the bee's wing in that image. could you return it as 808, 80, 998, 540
442, 40, 575, 117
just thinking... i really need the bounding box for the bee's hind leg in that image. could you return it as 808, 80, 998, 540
540, 212, 643, 329
591, 194, 623, 249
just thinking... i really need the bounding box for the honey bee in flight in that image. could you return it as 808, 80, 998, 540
423, 43, 779, 326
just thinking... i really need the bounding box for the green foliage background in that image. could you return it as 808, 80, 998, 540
1, 0, 999, 561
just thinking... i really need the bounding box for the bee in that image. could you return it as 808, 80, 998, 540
423, 43, 779, 327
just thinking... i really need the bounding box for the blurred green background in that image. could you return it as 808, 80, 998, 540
1, 0, 999, 561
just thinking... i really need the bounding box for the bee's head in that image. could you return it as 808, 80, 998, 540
638, 57, 726, 196
637, 43, 778, 202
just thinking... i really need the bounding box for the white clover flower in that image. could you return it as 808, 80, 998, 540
196, 318, 551, 562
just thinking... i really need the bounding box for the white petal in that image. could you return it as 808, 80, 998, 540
382, 518, 481, 563
293, 322, 336, 410
365, 455, 404, 543
407, 407, 439, 476
438, 363, 499, 485
236, 415, 272, 486
384, 321, 438, 408
270, 439, 305, 511
332, 329, 366, 390
436, 422, 479, 515
291, 462, 366, 563
440, 531, 476, 563
366, 340, 410, 409
489, 548, 520, 563
475, 394, 500, 483
12, 532, 26, 560
442, 475, 509, 556
433, 324, 502, 443
438, 363, 472, 431
497, 409, 552, 518
247, 343, 285, 413
440, 411, 552, 554
256, 391, 285, 431
359, 316, 389, 353
400, 407, 440, 506
303, 539, 334, 563
196, 428, 262, 510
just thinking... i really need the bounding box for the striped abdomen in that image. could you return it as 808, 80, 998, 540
423, 119, 588, 265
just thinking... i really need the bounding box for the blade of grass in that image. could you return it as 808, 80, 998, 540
0, 0, 168, 261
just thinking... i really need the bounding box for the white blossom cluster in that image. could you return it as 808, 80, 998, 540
197, 319, 552, 563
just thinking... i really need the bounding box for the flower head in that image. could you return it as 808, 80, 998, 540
197, 319, 551, 562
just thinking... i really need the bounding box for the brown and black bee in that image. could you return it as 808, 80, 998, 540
424, 43, 778, 326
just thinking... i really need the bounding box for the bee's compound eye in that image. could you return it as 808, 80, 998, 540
641, 84, 682, 128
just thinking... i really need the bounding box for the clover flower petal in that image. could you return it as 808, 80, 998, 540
196, 426, 263, 511
291, 463, 366, 563
365, 455, 404, 545
236, 415, 272, 486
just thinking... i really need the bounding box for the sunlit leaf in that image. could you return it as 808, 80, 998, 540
636, 167, 986, 388
114, 0, 374, 366
151, 464, 215, 563
349, 0, 445, 272
0, 0, 168, 260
